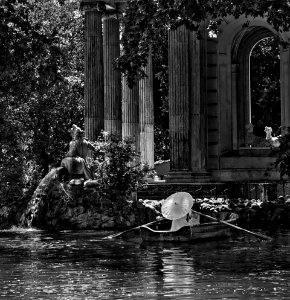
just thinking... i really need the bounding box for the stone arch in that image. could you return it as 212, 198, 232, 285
233, 26, 276, 147
217, 17, 283, 153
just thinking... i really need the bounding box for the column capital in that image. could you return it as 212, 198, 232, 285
80, 0, 106, 13
102, 12, 119, 21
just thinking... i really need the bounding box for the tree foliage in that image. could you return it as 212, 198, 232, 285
0, 0, 84, 204
91, 132, 153, 198
117, 0, 290, 86
269, 128, 290, 179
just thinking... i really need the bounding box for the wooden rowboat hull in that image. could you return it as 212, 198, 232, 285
111, 212, 239, 243
139, 213, 239, 243
140, 222, 233, 243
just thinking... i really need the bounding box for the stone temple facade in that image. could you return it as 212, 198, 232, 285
80, 0, 290, 184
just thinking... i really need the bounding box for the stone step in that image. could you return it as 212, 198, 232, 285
137, 182, 277, 201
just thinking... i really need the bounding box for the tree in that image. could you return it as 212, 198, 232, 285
0, 0, 84, 204
91, 132, 153, 199
116, 0, 290, 87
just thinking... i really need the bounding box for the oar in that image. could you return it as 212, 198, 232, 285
192, 210, 273, 241
103, 218, 164, 239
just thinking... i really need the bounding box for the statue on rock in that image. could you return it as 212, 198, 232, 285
61, 124, 96, 180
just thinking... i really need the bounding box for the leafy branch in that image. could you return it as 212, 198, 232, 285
116, 0, 290, 86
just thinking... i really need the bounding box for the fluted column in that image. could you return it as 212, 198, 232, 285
83, 2, 105, 141
139, 51, 154, 167
121, 11, 139, 151
190, 32, 207, 173
103, 14, 122, 136
122, 80, 139, 151
167, 25, 191, 177
280, 44, 290, 130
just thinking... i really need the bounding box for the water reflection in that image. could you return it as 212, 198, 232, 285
0, 228, 290, 299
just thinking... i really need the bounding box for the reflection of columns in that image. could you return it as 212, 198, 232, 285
103, 14, 122, 135
84, 3, 104, 141
167, 25, 191, 178
122, 80, 139, 151
139, 52, 154, 167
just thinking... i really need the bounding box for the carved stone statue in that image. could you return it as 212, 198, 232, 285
264, 126, 280, 148
61, 124, 96, 180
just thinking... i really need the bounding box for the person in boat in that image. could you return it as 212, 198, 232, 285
170, 211, 200, 231
61, 124, 96, 180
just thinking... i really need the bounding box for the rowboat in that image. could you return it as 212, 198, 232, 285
105, 192, 272, 243
110, 211, 239, 243
139, 212, 239, 243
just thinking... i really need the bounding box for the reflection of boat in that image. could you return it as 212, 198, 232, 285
139, 212, 238, 243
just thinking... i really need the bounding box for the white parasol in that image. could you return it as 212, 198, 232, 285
161, 192, 194, 220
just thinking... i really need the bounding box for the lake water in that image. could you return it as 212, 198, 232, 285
0, 227, 290, 299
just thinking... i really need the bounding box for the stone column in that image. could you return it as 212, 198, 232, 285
139, 51, 154, 167
122, 79, 139, 151
190, 32, 208, 180
280, 44, 290, 131
103, 13, 122, 136
166, 25, 192, 182
231, 64, 239, 149
83, 1, 105, 141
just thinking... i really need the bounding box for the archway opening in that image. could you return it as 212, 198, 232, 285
249, 36, 281, 138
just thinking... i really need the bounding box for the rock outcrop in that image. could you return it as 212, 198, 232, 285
20, 168, 162, 230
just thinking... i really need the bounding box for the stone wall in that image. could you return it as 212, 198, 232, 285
19, 169, 162, 230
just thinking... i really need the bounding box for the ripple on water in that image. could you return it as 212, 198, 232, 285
0, 230, 290, 299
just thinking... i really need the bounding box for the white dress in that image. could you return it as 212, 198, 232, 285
170, 212, 200, 231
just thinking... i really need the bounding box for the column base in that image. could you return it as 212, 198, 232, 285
191, 172, 211, 183
165, 171, 211, 183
